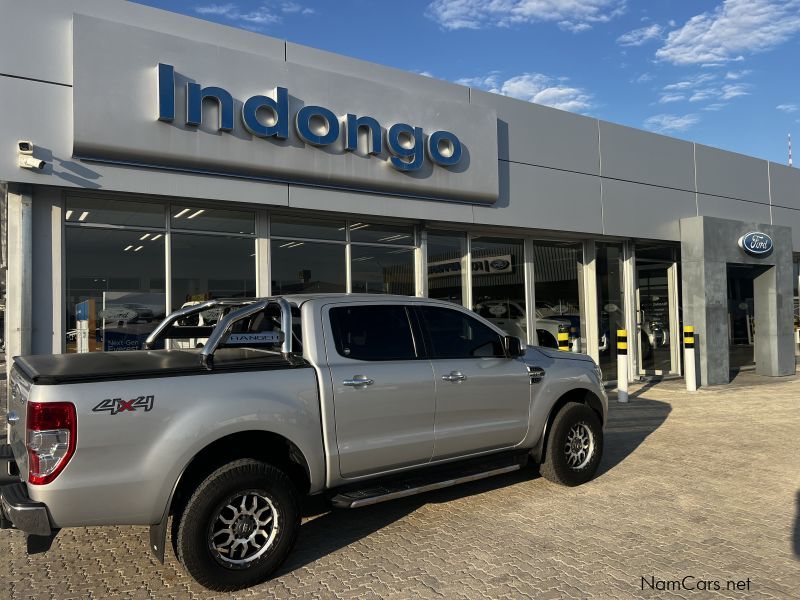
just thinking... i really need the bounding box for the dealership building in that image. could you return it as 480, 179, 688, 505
2, 0, 799, 386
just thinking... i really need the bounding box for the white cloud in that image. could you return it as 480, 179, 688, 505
659, 93, 685, 104
458, 72, 594, 113
617, 24, 662, 46
643, 113, 700, 134
725, 69, 752, 79
663, 73, 716, 91
656, 0, 800, 65
777, 104, 799, 113
194, 1, 314, 27
703, 103, 727, 111
633, 72, 654, 84
425, 0, 626, 32
658, 73, 749, 105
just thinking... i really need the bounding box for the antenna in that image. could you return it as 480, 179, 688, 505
790, 133, 793, 167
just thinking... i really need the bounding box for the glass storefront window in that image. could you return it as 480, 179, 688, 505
531, 241, 585, 351
171, 234, 256, 310
171, 205, 255, 234
351, 246, 415, 295
65, 227, 166, 352
349, 221, 415, 245
271, 214, 346, 241
66, 197, 164, 228
596, 242, 625, 380
271, 239, 346, 294
470, 236, 526, 340
427, 231, 467, 305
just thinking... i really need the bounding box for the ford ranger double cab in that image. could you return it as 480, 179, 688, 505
1, 294, 607, 591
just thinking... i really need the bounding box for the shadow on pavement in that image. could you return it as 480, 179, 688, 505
282, 468, 533, 575
596, 397, 672, 478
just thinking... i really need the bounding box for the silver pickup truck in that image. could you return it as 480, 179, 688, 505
1, 294, 607, 591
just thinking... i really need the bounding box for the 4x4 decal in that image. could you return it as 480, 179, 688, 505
93, 395, 154, 415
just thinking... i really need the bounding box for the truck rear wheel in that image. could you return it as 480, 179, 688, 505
539, 402, 603, 486
175, 459, 300, 591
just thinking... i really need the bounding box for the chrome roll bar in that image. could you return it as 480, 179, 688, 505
199, 297, 292, 369
144, 297, 294, 370
144, 299, 223, 350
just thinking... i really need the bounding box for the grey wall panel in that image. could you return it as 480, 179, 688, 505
285, 43, 469, 104
697, 194, 771, 225
0, 72, 289, 206
288, 185, 475, 224
771, 207, 800, 251
0, 77, 74, 186
469, 89, 600, 176
769, 162, 800, 210
599, 122, 695, 192
695, 144, 769, 203
472, 162, 603, 233
72, 16, 499, 204
602, 179, 696, 241
0, 0, 284, 86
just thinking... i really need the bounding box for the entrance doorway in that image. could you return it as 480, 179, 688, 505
727, 264, 761, 372
635, 244, 681, 376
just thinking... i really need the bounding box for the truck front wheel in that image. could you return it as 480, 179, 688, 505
539, 402, 603, 486
175, 459, 300, 591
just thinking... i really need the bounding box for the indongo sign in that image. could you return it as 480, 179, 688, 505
157, 63, 462, 173
737, 231, 774, 257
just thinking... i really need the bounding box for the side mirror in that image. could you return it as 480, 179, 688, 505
503, 335, 525, 358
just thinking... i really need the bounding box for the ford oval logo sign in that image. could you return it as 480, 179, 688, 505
738, 231, 773, 257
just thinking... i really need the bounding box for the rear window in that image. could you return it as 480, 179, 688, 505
329, 305, 417, 361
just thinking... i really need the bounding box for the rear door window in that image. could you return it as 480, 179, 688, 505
329, 305, 417, 361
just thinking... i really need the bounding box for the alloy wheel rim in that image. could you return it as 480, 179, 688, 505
564, 422, 595, 470
208, 491, 280, 567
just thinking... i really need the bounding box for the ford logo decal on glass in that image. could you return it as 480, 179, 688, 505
489, 259, 510, 270
737, 231, 773, 257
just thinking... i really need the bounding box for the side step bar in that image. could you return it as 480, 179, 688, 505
331, 453, 527, 509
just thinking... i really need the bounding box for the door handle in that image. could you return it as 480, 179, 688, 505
342, 375, 374, 387
442, 371, 466, 382
6, 411, 19, 424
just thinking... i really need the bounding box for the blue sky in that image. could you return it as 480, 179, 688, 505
135, 0, 800, 165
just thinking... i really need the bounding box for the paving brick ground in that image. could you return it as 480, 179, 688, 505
2, 368, 799, 599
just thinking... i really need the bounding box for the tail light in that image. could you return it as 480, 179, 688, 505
26, 401, 77, 485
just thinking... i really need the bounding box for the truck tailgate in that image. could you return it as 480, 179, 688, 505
7, 367, 31, 478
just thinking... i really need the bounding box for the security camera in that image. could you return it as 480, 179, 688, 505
17, 140, 47, 171
19, 155, 46, 170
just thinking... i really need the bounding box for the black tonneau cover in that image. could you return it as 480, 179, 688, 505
14, 348, 309, 385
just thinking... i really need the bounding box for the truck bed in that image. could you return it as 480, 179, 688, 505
13, 348, 309, 385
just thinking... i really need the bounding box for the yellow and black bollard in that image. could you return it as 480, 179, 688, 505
558, 330, 569, 351
684, 326, 697, 391
617, 329, 628, 403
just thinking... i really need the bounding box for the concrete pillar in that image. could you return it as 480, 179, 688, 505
5, 184, 33, 375
754, 264, 795, 376
681, 215, 795, 386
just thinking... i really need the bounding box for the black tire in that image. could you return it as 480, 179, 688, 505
174, 459, 300, 591
539, 402, 603, 486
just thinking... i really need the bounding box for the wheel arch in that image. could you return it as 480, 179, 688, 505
532, 388, 604, 464
149, 430, 312, 563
